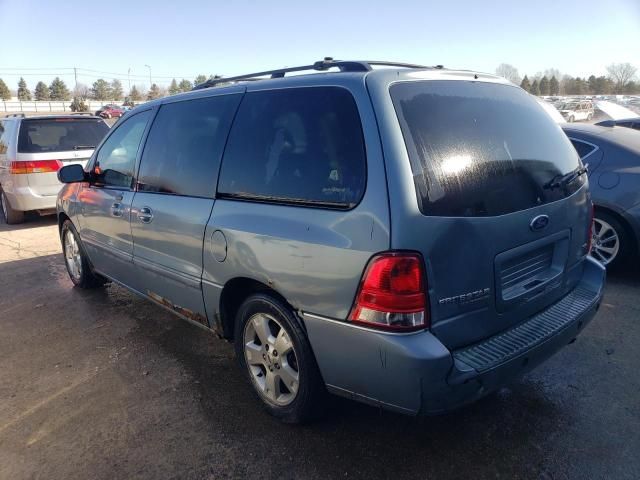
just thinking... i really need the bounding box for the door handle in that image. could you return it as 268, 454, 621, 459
137, 206, 154, 223
111, 202, 124, 217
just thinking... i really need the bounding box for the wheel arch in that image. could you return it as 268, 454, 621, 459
217, 277, 302, 340
58, 211, 71, 236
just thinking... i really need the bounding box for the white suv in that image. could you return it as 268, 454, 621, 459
557, 101, 594, 123
0, 114, 109, 223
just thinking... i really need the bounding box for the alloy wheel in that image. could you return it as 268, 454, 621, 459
64, 230, 83, 281
591, 218, 620, 265
243, 313, 300, 406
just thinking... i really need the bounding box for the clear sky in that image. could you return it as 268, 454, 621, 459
1, 0, 638, 92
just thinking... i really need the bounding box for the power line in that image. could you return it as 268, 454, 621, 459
0, 67, 212, 80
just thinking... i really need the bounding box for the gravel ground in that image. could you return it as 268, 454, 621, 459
0, 215, 639, 480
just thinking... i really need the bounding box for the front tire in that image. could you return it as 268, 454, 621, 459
61, 220, 107, 288
590, 211, 632, 270
234, 293, 324, 423
1, 190, 24, 224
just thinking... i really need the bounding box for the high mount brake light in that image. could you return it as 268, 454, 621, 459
349, 252, 429, 332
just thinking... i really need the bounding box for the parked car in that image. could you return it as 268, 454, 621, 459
95, 104, 125, 119
0, 114, 110, 224
562, 123, 640, 268
557, 101, 594, 122
56, 59, 605, 423
596, 118, 640, 131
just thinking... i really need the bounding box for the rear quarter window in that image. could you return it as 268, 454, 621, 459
391, 80, 584, 217
570, 139, 597, 159
218, 87, 366, 209
18, 119, 109, 153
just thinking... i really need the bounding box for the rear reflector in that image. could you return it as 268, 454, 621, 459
10, 160, 63, 174
349, 252, 429, 332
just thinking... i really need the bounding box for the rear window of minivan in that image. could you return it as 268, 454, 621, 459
391, 81, 584, 217
18, 118, 109, 153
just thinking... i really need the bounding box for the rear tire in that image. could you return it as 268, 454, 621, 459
234, 293, 325, 424
61, 220, 108, 288
1, 190, 25, 224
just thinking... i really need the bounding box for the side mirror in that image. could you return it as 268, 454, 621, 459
57, 164, 87, 184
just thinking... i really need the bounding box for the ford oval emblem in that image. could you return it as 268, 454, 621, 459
530, 215, 550, 231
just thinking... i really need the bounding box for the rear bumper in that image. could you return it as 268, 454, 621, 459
303, 256, 605, 415
4, 184, 59, 212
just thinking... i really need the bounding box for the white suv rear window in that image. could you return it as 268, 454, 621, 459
18, 118, 109, 153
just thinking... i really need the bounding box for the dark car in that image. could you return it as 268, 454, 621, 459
596, 118, 640, 131
563, 123, 640, 268
95, 104, 125, 119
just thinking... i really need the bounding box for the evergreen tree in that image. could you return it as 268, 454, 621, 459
530, 79, 540, 95
91, 79, 112, 100
178, 79, 193, 92
49, 77, 71, 100
34, 81, 50, 100
147, 83, 161, 100
17, 77, 31, 100
539, 76, 550, 96
168, 79, 180, 95
194, 74, 208, 86
549, 76, 559, 95
111, 79, 124, 101
520, 75, 531, 92
0, 79, 10, 101
129, 85, 142, 101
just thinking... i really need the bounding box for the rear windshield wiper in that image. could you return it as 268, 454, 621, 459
543, 164, 589, 190
73, 145, 96, 150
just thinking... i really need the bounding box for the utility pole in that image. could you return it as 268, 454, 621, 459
127, 68, 131, 92
74, 67, 78, 91
145, 64, 152, 89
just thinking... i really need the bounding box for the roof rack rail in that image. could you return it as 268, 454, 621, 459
4, 113, 26, 118
193, 58, 438, 90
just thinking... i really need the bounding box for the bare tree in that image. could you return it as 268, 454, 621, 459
73, 83, 90, 99
495, 64, 521, 84
606, 63, 637, 93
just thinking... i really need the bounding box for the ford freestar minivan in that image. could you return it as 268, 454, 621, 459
56, 59, 605, 423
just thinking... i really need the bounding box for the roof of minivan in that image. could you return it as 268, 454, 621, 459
140, 67, 513, 109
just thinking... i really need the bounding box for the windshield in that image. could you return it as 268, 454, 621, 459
18, 118, 110, 153
558, 103, 578, 110
391, 80, 584, 217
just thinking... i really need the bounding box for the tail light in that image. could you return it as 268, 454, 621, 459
10, 160, 63, 174
349, 252, 429, 332
586, 202, 595, 253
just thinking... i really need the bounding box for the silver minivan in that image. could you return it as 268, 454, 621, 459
0, 114, 109, 223
56, 59, 605, 423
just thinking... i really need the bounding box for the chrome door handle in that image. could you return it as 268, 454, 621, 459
137, 206, 153, 223
111, 202, 124, 217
